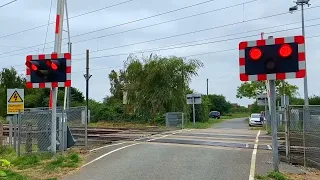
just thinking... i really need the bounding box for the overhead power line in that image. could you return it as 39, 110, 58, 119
0, 0, 259, 56
0, 0, 17, 8
13, 32, 320, 74
71, 30, 320, 62
71, 18, 320, 57
11, 20, 318, 69
1, 4, 318, 60
0, 0, 137, 39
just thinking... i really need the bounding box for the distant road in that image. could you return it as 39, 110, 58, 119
64, 118, 273, 180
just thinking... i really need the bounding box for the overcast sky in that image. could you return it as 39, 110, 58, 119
0, 0, 319, 106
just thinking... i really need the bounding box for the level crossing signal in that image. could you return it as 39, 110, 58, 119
238, 35, 306, 81
25, 53, 71, 88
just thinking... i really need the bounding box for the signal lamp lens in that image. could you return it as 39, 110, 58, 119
279, 44, 292, 58
25, 61, 31, 68
31, 64, 38, 71
46, 60, 52, 67
51, 62, 58, 70
249, 47, 262, 60
266, 59, 276, 70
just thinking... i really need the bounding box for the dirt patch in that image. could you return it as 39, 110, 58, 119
283, 170, 320, 180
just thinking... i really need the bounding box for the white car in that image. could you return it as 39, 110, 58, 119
249, 113, 263, 127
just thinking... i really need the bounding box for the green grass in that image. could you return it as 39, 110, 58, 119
12, 152, 53, 170
185, 118, 225, 129
0, 147, 81, 179
0, 169, 29, 180
256, 171, 288, 180
44, 153, 81, 171
184, 112, 250, 129
220, 112, 250, 119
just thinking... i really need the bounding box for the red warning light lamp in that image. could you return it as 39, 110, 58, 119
31, 64, 38, 71
46, 60, 60, 71
249, 47, 262, 60
279, 44, 292, 58
25, 61, 39, 71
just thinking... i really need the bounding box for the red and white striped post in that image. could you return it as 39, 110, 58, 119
50, 0, 65, 153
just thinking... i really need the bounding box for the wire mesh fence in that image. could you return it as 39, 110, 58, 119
18, 110, 54, 155
65, 106, 88, 147
287, 105, 320, 168
9, 106, 88, 156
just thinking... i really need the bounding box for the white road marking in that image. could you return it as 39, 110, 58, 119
83, 133, 172, 168
267, 145, 272, 150
89, 142, 125, 152
249, 130, 260, 180
147, 134, 170, 142
82, 143, 139, 168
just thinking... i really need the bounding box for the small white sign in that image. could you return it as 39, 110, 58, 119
186, 93, 202, 105
257, 94, 268, 106
7, 89, 24, 114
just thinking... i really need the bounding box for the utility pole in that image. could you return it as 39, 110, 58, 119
266, 35, 279, 171
51, 0, 65, 154
83, 50, 92, 149
206, 79, 209, 96
289, 0, 310, 106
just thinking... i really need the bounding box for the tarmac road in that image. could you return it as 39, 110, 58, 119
64, 118, 273, 180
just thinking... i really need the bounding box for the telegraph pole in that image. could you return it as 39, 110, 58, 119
289, 0, 310, 105
83, 50, 92, 148
206, 79, 209, 96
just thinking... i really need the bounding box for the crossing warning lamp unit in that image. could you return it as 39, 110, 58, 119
25, 53, 71, 88
238, 35, 306, 81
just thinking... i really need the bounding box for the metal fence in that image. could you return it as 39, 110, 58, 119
286, 105, 320, 168
265, 109, 286, 132
5, 106, 88, 156
165, 112, 184, 129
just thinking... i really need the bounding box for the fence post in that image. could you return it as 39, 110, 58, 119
181, 113, 184, 129
285, 106, 290, 161
9, 118, 12, 146
0, 122, 3, 146
17, 111, 21, 157
85, 107, 88, 150
25, 121, 32, 153
13, 115, 17, 151
302, 106, 307, 167
61, 109, 64, 152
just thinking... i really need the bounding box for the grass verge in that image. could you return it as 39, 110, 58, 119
185, 118, 225, 129
256, 171, 289, 180
185, 112, 250, 129
0, 146, 83, 180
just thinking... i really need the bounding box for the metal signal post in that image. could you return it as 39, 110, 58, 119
239, 35, 307, 171
84, 49, 92, 149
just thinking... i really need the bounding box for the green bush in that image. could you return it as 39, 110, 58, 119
189, 95, 210, 123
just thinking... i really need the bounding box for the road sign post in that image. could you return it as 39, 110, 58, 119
269, 80, 279, 171
187, 93, 202, 127
7, 89, 24, 115
239, 35, 306, 172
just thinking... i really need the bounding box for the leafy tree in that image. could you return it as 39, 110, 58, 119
123, 55, 203, 120
0, 67, 25, 116
310, 95, 320, 105
192, 95, 210, 122
206, 94, 232, 115
236, 80, 298, 99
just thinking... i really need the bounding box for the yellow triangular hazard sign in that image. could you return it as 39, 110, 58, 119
8, 90, 23, 103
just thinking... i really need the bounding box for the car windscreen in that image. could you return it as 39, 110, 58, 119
251, 114, 260, 118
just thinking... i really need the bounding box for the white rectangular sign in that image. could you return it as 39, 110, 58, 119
186, 93, 202, 105
7, 88, 24, 114
257, 94, 268, 106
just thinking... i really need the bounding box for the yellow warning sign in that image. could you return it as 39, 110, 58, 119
7, 104, 24, 114
8, 90, 23, 103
